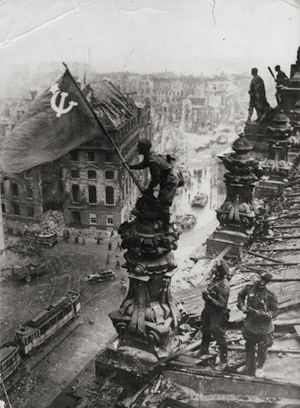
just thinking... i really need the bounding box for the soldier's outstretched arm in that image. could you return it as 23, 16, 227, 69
129, 158, 147, 170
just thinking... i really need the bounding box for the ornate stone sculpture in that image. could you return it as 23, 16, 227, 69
109, 196, 182, 351
216, 134, 262, 235
279, 47, 300, 126
261, 111, 293, 183
207, 133, 262, 256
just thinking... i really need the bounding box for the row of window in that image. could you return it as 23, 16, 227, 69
71, 150, 96, 162
70, 169, 114, 180
70, 151, 114, 163
1, 182, 33, 199
40, 305, 73, 335
72, 211, 114, 226
0, 352, 19, 372
71, 185, 114, 205
2, 202, 114, 226
2, 203, 34, 218
117, 117, 138, 140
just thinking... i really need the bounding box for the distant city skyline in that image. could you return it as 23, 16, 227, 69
1, 0, 299, 80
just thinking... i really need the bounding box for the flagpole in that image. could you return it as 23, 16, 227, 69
62, 63, 144, 195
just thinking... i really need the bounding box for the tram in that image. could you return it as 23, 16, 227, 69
15, 290, 81, 355
0, 343, 21, 381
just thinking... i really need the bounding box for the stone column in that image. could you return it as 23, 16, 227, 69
257, 111, 293, 197
109, 197, 181, 354
207, 133, 262, 257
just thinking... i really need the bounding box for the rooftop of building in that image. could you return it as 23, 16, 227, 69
85, 80, 137, 130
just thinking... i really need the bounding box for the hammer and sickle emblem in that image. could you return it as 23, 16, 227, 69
50, 84, 78, 118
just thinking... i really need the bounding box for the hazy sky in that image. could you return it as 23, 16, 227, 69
0, 0, 299, 77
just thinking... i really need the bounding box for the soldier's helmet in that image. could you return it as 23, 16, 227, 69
137, 138, 152, 153
261, 272, 273, 283
215, 259, 229, 276
138, 138, 152, 149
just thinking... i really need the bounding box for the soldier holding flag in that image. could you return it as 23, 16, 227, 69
128, 138, 182, 227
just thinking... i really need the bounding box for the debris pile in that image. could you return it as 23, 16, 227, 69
39, 210, 65, 236
6, 238, 42, 258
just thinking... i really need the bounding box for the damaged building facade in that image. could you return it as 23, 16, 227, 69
0, 80, 152, 230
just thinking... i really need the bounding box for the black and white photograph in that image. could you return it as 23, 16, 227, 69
0, 0, 300, 407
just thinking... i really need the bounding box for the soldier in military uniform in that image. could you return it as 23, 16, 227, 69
237, 272, 279, 377
200, 259, 230, 371
274, 65, 288, 104
128, 138, 182, 225
247, 68, 270, 123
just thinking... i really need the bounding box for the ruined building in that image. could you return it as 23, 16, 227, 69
0, 80, 152, 230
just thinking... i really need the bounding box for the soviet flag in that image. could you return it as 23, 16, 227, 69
0, 68, 106, 175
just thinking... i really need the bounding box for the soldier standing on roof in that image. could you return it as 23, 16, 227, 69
199, 259, 230, 371
247, 68, 270, 123
274, 65, 288, 104
128, 138, 183, 226
237, 272, 279, 377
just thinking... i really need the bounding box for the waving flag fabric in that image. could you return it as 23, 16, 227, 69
0, 69, 105, 175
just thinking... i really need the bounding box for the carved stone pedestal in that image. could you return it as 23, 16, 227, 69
280, 47, 300, 128
256, 111, 293, 198
109, 197, 182, 357
207, 134, 262, 257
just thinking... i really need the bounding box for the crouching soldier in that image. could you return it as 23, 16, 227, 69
199, 259, 230, 371
237, 272, 279, 377
128, 138, 183, 226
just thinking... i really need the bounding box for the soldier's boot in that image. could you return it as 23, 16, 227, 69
198, 338, 210, 356
237, 350, 256, 376
215, 344, 228, 371
256, 344, 268, 377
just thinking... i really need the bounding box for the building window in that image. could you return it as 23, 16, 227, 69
11, 183, 18, 197
105, 171, 114, 180
0, 182, 4, 195
87, 151, 95, 162
1, 203, 5, 213
107, 216, 114, 225
88, 170, 96, 179
72, 184, 80, 202
72, 211, 81, 224
71, 168, 79, 178
12, 203, 20, 216
89, 213, 97, 225
70, 150, 78, 161
105, 186, 114, 205
88, 185, 97, 204
26, 184, 33, 199
105, 152, 113, 163
27, 207, 34, 218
